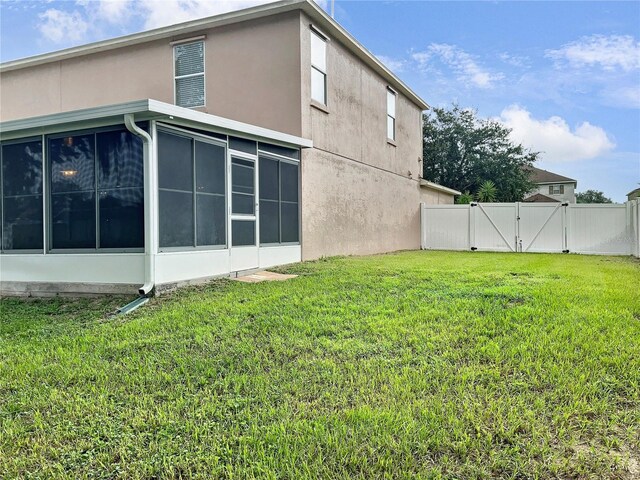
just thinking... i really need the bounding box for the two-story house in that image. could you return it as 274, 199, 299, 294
0, 0, 455, 296
524, 166, 577, 203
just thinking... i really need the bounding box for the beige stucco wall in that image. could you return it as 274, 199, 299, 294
529, 182, 576, 203
301, 149, 422, 259
298, 14, 424, 260
420, 187, 455, 204
0, 12, 302, 136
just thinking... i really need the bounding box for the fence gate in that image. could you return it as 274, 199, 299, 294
517, 203, 565, 253
421, 200, 639, 257
471, 203, 518, 252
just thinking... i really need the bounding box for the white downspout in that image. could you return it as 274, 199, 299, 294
124, 114, 156, 296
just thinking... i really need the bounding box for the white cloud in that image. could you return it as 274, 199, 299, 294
36, 0, 289, 43
499, 52, 529, 68
546, 34, 640, 71
498, 105, 615, 162
137, 0, 278, 29
600, 84, 640, 109
376, 54, 405, 73
412, 43, 503, 89
38, 8, 89, 43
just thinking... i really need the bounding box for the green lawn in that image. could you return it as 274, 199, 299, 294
1, 251, 639, 479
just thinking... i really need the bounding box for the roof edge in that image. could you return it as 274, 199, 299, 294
0, 99, 313, 148
420, 180, 461, 196
0, 0, 428, 111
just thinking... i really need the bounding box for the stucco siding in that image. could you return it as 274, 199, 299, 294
298, 14, 424, 259
420, 187, 455, 204
301, 148, 421, 260
0, 13, 302, 136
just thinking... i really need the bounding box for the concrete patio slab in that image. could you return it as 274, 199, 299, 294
232, 271, 298, 283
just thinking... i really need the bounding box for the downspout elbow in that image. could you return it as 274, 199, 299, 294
124, 114, 155, 296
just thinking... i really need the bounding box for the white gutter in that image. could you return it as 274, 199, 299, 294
124, 114, 156, 296
420, 180, 461, 196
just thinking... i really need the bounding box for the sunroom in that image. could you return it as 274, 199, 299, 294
0, 99, 312, 296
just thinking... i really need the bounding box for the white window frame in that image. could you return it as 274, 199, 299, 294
387, 87, 396, 141
549, 184, 564, 195
173, 40, 206, 109
310, 27, 327, 106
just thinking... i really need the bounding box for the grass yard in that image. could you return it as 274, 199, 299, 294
1, 251, 639, 479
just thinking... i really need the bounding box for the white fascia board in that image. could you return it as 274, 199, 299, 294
0, 100, 151, 136
420, 180, 461, 196
0, 99, 313, 148
147, 100, 313, 148
535, 180, 577, 186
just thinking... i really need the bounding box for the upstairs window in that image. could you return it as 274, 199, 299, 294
310, 29, 327, 105
174, 41, 205, 108
549, 185, 564, 195
387, 88, 396, 141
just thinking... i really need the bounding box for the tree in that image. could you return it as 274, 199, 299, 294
423, 104, 538, 202
476, 180, 497, 202
576, 190, 613, 204
456, 191, 474, 204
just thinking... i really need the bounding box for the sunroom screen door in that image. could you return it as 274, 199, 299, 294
229, 152, 259, 272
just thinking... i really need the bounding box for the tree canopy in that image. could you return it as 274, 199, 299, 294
576, 190, 613, 204
422, 104, 538, 202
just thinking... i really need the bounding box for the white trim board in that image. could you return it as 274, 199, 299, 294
0, 99, 313, 148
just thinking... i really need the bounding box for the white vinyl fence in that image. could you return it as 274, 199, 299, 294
421, 200, 640, 257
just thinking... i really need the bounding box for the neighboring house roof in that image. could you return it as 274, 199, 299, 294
523, 193, 560, 203
419, 180, 461, 196
0, 99, 313, 148
525, 166, 576, 185
627, 187, 640, 198
0, 0, 428, 111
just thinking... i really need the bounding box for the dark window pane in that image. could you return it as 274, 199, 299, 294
196, 194, 225, 246
259, 200, 279, 244
99, 188, 144, 249
2, 195, 43, 250
281, 202, 299, 243
2, 140, 43, 196
51, 192, 96, 249
258, 143, 300, 160
229, 136, 257, 155
97, 130, 143, 189
195, 141, 225, 195
280, 162, 299, 203
159, 190, 194, 248
232, 163, 254, 195
259, 157, 279, 201
158, 131, 193, 192
232, 193, 254, 215
232, 220, 255, 246
49, 135, 95, 193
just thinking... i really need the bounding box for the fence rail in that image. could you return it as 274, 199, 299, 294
421, 200, 640, 257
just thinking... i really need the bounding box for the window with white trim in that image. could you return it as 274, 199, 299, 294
174, 41, 205, 108
549, 184, 564, 195
310, 29, 327, 105
387, 88, 396, 141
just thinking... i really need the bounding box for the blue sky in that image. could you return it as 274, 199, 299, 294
1, 1, 638, 201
